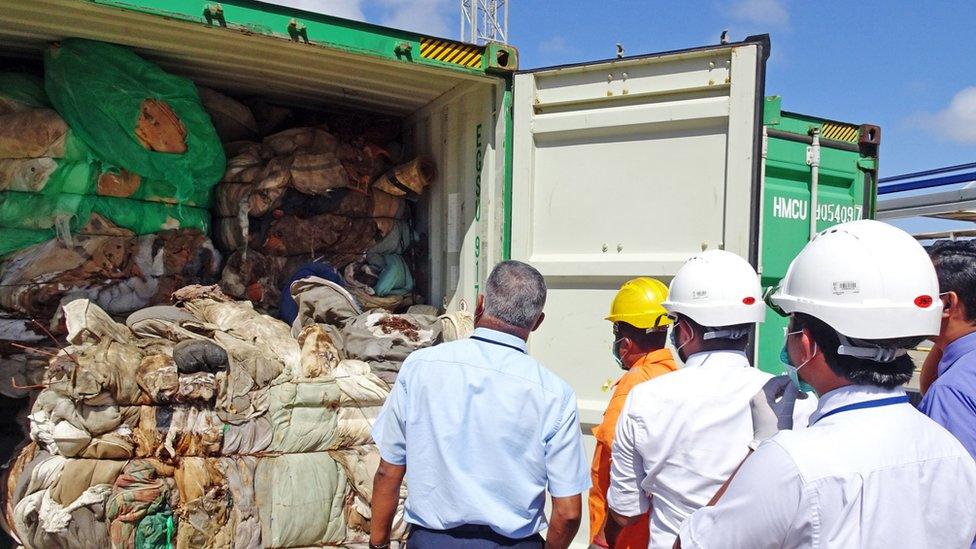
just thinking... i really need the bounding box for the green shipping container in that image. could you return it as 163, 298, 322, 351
755, 96, 880, 374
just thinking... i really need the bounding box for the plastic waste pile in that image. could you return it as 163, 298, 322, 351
203, 91, 435, 316
0, 39, 226, 426
0, 282, 473, 548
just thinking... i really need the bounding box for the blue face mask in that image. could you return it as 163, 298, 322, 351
781, 331, 815, 393
611, 338, 626, 370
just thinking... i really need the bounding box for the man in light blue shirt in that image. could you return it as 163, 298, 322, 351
369, 261, 590, 549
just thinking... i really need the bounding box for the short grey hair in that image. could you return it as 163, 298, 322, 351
483, 261, 547, 329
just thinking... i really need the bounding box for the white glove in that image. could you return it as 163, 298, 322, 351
749, 375, 807, 450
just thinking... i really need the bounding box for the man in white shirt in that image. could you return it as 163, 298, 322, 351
679, 220, 976, 549
606, 250, 813, 549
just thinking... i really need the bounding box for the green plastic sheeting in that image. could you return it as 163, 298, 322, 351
0, 157, 211, 205
135, 510, 174, 549
0, 72, 50, 108
44, 38, 225, 201
0, 191, 210, 233
0, 228, 54, 257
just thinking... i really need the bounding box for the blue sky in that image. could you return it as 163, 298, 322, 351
271, 0, 974, 231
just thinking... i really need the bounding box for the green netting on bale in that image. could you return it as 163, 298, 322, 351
0, 228, 55, 257
0, 158, 211, 206
0, 158, 93, 195
98, 163, 212, 206
0, 191, 210, 234
44, 38, 225, 200
0, 72, 50, 108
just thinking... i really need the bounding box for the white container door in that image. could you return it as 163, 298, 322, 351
511, 37, 769, 505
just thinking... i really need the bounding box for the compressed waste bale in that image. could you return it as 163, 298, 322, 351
217, 456, 261, 549
371, 188, 406, 237
277, 262, 344, 325
218, 250, 283, 310
0, 72, 49, 114
0, 158, 212, 216
289, 276, 362, 336
247, 100, 293, 136
0, 109, 88, 160
329, 445, 409, 544
254, 452, 346, 548
0, 158, 92, 194
106, 459, 175, 549
266, 381, 340, 453
45, 38, 225, 195
374, 156, 436, 197
340, 311, 442, 382
197, 86, 258, 143
0, 229, 220, 319
259, 214, 375, 258
0, 191, 211, 234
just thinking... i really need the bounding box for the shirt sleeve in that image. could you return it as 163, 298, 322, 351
371, 367, 409, 466
919, 383, 976, 455
607, 392, 651, 517
679, 440, 806, 548
545, 390, 591, 497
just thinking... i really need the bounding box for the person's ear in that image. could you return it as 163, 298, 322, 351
944, 292, 962, 320
532, 312, 545, 332
677, 319, 693, 345
619, 336, 636, 356
474, 295, 486, 322
799, 327, 819, 361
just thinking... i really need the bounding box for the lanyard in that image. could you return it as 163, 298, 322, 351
813, 395, 910, 425
470, 335, 526, 354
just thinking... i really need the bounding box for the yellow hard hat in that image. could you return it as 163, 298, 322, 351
606, 277, 672, 330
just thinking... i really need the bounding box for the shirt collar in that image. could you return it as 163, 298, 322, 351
634, 348, 677, 370
809, 384, 906, 425
471, 327, 528, 353
682, 350, 750, 369
938, 331, 976, 376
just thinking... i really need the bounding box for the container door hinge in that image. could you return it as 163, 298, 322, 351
288, 19, 310, 43
203, 3, 227, 27
805, 143, 820, 167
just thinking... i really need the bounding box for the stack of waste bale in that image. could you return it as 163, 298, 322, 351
0, 282, 473, 547
207, 101, 435, 317
0, 39, 223, 256
289, 277, 473, 383
0, 38, 225, 463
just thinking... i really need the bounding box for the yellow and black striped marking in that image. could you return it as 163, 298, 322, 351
820, 122, 859, 143
420, 38, 484, 69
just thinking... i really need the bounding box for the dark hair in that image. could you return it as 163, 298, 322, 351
681, 315, 751, 352
615, 322, 668, 351
793, 313, 920, 389
929, 239, 976, 322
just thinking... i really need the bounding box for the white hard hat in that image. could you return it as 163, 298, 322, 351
662, 249, 765, 329
769, 219, 941, 341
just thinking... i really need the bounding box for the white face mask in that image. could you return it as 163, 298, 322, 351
669, 319, 690, 361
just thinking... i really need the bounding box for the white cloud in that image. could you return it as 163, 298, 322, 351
729, 0, 789, 27
915, 86, 976, 144
376, 0, 454, 38
539, 36, 568, 54
263, 0, 455, 38
266, 0, 366, 21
